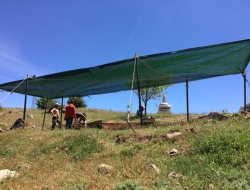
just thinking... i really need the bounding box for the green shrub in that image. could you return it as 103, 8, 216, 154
61, 133, 104, 161
0, 148, 16, 158
120, 148, 135, 157
193, 132, 250, 167
28, 142, 54, 160
154, 178, 172, 189
113, 180, 145, 190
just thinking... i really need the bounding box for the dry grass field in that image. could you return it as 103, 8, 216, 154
0, 107, 201, 131
0, 107, 250, 190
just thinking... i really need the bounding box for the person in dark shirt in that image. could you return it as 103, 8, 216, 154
10, 118, 24, 130
136, 105, 145, 116
76, 112, 87, 127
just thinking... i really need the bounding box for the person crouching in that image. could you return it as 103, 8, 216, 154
76, 112, 87, 127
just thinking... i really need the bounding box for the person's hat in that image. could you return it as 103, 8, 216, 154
55, 103, 60, 106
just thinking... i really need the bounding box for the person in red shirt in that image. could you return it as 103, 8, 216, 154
65, 100, 76, 129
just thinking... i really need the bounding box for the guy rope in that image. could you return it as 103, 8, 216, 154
127, 57, 137, 122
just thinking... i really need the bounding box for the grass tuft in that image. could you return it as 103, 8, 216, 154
60, 133, 104, 162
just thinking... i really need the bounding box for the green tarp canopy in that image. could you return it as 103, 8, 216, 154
0, 39, 250, 99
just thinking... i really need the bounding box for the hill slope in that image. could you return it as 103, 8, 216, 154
0, 108, 250, 189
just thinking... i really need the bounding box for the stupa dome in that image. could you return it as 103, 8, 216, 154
158, 94, 172, 113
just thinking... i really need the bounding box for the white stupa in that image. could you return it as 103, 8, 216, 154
158, 93, 172, 113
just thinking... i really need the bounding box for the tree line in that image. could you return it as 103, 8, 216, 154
36, 97, 87, 111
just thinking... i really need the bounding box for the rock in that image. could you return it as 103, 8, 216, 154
18, 163, 30, 170
98, 164, 113, 173
145, 164, 160, 174
208, 112, 228, 120
0, 169, 19, 182
168, 172, 181, 178
209, 184, 215, 190
169, 148, 178, 156
0, 123, 8, 127
166, 132, 182, 139
27, 114, 34, 118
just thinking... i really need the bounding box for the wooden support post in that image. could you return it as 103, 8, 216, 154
186, 78, 189, 123
60, 95, 64, 129
244, 71, 246, 111
42, 98, 48, 130
135, 54, 143, 125
23, 75, 28, 127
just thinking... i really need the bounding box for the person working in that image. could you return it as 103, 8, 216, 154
51, 103, 61, 130
76, 112, 87, 127
65, 100, 76, 129
136, 105, 145, 116
10, 118, 24, 130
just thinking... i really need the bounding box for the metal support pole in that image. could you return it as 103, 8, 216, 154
60, 95, 64, 129
42, 98, 48, 130
186, 78, 189, 123
244, 71, 246, 111
135, 54, 143, 125
23, 75, 28, 126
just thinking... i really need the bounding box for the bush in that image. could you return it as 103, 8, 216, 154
36, 98, 59, 111
67, 97, 87, 108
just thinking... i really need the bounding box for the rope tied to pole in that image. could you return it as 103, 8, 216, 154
242, 70, 250, 87
0, 77, 27, 104
127, 57, 137, 121
192, 81, 239, 108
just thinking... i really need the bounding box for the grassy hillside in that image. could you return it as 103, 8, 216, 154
0, 108, 250, 189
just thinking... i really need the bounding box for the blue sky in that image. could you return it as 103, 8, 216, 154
0, 1, 250, 114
